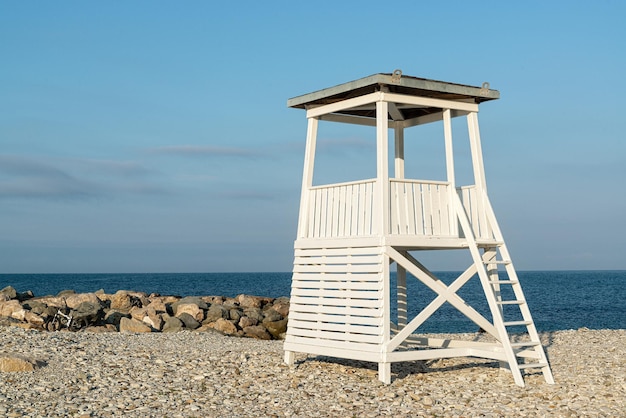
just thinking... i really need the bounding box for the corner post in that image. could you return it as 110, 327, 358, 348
296, 117, 319, 239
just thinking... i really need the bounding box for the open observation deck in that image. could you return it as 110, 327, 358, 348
289, 72, 501, 250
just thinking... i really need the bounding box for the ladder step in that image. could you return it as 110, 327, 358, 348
496, 300, 525, 305
510, 341, 541, 348
503, 320, 532, 327
517, 362, 548, 370
484, 260, 511, 265
489, 280, 518, 285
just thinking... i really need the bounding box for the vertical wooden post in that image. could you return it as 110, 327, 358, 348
297, 117, 319, 238
467, 112, 489, 233
443, 109, 457, 236
467, 112, 487, 193
394, 122, 407, 328
394, 123, 405, 179
375, 97, 390, 236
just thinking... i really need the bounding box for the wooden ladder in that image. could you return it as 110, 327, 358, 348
455, 194, 555, 387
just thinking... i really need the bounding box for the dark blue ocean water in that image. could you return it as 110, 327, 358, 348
1, 270, 624, 333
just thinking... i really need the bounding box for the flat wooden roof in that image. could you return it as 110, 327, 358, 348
288, 73, 499, 120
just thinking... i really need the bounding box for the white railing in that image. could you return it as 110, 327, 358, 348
302, 179, 492, 240
457, 185, 492, 240
304, 179, 376, 239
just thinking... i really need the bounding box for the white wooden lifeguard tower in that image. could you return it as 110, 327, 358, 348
283, 71, 554, 387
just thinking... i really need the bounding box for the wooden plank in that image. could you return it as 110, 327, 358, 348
413, 183, 425, 235
291, 296, 383, 308
291, 280, 383, 291
294, 254, 383, 265
289, 303, 382, 317
286, 327, 384, 344
306, 91, 380, 118
406, 182, 417, 235
313, 189, 322, 238
293, 264, 383, 273
294, 247, 382, 257
431, 184, 442, 235
288, 312, 382, 326
284, 338, 382, 356
288, 319, 382, 336
292, 272, 382, 282
382, 92, 479, 113
338, 185, 347, 236
290, 288, 380, 300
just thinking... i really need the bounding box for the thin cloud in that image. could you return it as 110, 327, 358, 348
0, 154, 166, 200
148, 145, 265, 159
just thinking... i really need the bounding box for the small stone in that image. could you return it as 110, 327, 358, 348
0, 353, 41, 372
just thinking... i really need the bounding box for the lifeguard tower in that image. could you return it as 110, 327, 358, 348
283, 71, 554, 387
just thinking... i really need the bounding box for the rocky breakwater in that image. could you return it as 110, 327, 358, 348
0, 285, 290, 340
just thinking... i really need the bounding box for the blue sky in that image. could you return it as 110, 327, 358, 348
1, 1, 624, 273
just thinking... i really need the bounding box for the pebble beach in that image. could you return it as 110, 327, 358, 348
0, 326, 624, 417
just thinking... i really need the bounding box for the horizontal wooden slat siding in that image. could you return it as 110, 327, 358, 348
292, 272, 381, 282
294, 246, 383, 257
286, 327, 384, 344
285, 337, 382, 354
289, 311, 383, 326
293, 264, 383, 274
288, 319, 382, 336
287, 245, 385, 348
292, 279, 382, 291
290, 296, 383, 308
289, 303, 382, 317
290, 288, 379, 299
293, 254, 383, 265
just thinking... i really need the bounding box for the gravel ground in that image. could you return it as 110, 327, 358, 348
0, 326, 624, 417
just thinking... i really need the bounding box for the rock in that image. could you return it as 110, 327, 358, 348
0, 353, 42, 372
0, 293, 9, 302
142, 307, 164, 330
162, 315, 184, 333
110, 291, 134, 311
243, 325, 272, 340
243, 307, 264, 323
178, 313, 200, 330
237, 294, 265, 308
174, 303, 204, 322
0, 300, 23, 318
17, 290, 34, 302
71, 301, 104, 327
223, 297, 239, 308
104, 310, 130, 326
239, 316, 258, 328
119, 317, 152, 333
146, 299, 168, 313
0, 286, 17, 300
264, 318, 288, 339
24, 311, 45, 327
172, 296, 208, 311
213, 318, 238, 335
269, 297, 290, 318
229, 308, 243, 322
262, 309, 283, 323
65, 292, 101, 309
205, 305, 228, 322
34, 296, 67, 309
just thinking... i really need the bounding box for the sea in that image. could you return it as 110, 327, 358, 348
1, 270, 624, 333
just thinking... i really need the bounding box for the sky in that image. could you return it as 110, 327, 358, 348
1, 1, 624, 273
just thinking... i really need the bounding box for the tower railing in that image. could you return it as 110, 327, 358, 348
300, 179, 493, 241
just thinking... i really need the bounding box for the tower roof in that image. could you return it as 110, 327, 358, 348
287, 72, 499, 120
